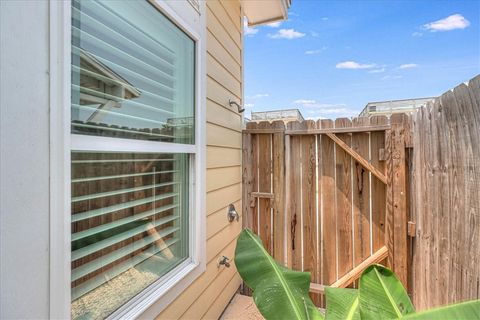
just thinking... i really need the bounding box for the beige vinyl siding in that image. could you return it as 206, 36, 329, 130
207, 199, 242, 239
156, 0, 243, 319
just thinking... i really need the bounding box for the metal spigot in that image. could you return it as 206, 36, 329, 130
218, 256, 230, 268
227, 204, 239, 222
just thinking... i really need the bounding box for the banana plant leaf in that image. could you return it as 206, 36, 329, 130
234, 229, 323, 320
325, 287, 360, 320
399, 299, 480, 319
359, 264, 415, 319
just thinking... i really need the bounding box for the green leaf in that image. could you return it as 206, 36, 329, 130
235, 229, 323, 320
325, 287, 360, 320
359, 264, 415, 319
400, 299, 480, 319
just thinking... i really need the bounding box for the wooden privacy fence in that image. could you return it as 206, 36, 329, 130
242, 114, 412, 303
410, 75, 480, 309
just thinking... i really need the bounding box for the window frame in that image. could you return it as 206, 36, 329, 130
49, 0, 206, 318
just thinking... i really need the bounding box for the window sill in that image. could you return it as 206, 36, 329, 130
107, 258, 205, 319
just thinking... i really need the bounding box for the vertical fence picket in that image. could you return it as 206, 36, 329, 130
370, 116, 388, 254
301, 120, 320, 304
287, 121, 303, 271
242, 124, 254, 230
272, 121, 286, 264
391, 113, 408, 289
285, 131, 293, 268
242, 122, 257, 296
385, 123, 394, 270
319, 119, 337, 287
352, 117, 371, 268
334, 118, 353, 279
257, 122, 273, 255
251, 123, 259, 236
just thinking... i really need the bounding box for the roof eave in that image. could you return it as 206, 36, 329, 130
242, 0, 291, 26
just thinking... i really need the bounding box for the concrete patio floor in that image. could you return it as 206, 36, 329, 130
220, 294, 264, 320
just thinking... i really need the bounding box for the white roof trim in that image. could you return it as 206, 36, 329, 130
242, 0, 291, 26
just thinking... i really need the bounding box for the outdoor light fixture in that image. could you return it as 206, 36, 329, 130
229, 99, 245, 113
227, 204, 239, 222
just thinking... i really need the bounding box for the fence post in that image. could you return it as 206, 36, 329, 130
389, 113, 409, 289
272, 121, 286, 265
242, 122, 256, 230
284, 131, 292, 268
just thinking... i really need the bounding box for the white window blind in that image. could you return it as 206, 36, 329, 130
71, 0, 194, 144
70, 1, 196, 318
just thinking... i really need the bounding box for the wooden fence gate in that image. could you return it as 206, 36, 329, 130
242, 114, 412, 304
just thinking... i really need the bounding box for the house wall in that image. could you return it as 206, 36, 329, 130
152, 1, 244, 318
0, 0, 243, 319
0, 1, 51, 318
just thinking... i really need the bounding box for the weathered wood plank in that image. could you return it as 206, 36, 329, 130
284, 131, 293, 268
250, 192, 274, 199
300, 121, 320, 304
335, 118, 353, 278
287, 121, 303, 271
384, 126, 394, 270
309, 283, 326, 294
370, 116, 388, 253
250, 126, 259, 236
326, 133, 387, 184
244, 125, 390, 135
352, 117, 371, 266
272, 121, 286, 264
319, 119, 337, 285
242, 130, 253, 230
411, 75, 480, 309
331, 246, 388, 289
391, 113, 408, 289
257, 122, 273, 255
285, 125, 390, 135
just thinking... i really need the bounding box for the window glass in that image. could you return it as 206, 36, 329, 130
70, 1, 196, 318
71, 0, 195, 144
71, 152, 189, 319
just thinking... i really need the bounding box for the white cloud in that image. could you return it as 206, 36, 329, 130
248, 93, 269, 99
294, 99, 316, 105
368, 68, 385, 74
293, 99, 358, 119
243, 19, 258, 36
244, 103, 255, 108
399, 63, 418, 69
265, 21, 282, 28
268, 28, 305, 39
423, 14, 470, 32
305, 46, 327, 55
412, 31, 423, 37
381, 75, 403, 80
336, 61, 376, 69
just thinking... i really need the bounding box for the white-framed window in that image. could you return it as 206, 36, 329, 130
49, 1, 206, 319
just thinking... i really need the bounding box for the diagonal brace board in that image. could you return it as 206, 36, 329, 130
325, 133, 387, 184
309, 245, 389, 294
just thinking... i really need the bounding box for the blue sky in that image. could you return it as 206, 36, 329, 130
243, 0, 480, 119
